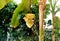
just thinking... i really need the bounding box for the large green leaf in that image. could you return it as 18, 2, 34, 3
11, 13, 20, 28
11, 0, 38, 28
11, 0, 31, 28
0, 0, 11, 9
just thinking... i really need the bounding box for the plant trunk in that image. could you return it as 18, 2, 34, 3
39, 0, 46, 41
52, 14, 55, 41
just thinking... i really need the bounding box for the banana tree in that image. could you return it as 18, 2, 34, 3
10, 0, 38, 28
48, 0, 60, 41
10, 0, 38, 41
38, 0, 46, 41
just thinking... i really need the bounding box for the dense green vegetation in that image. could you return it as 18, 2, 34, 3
0, 2, 39, 41
0, 2, 17, 41
0, 0, 60, 41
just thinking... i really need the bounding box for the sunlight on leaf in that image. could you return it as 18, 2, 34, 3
0, 0, 11, 9
11, 14, 20, 28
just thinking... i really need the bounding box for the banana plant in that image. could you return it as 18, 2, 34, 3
38, 0, 46, 41
48, 0, 60, 41
10, 0, 38, 28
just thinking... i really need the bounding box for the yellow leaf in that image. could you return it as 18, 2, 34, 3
23, 13, 35, 28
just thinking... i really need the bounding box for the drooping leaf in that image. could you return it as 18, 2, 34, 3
11, 0, 31, 28
11, 13, 20, 28
11, 0, 38, 28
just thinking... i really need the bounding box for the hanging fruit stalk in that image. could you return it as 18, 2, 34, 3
39, 0, 46, 41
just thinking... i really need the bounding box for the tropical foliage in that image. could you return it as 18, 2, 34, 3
0, 0, 60, 41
